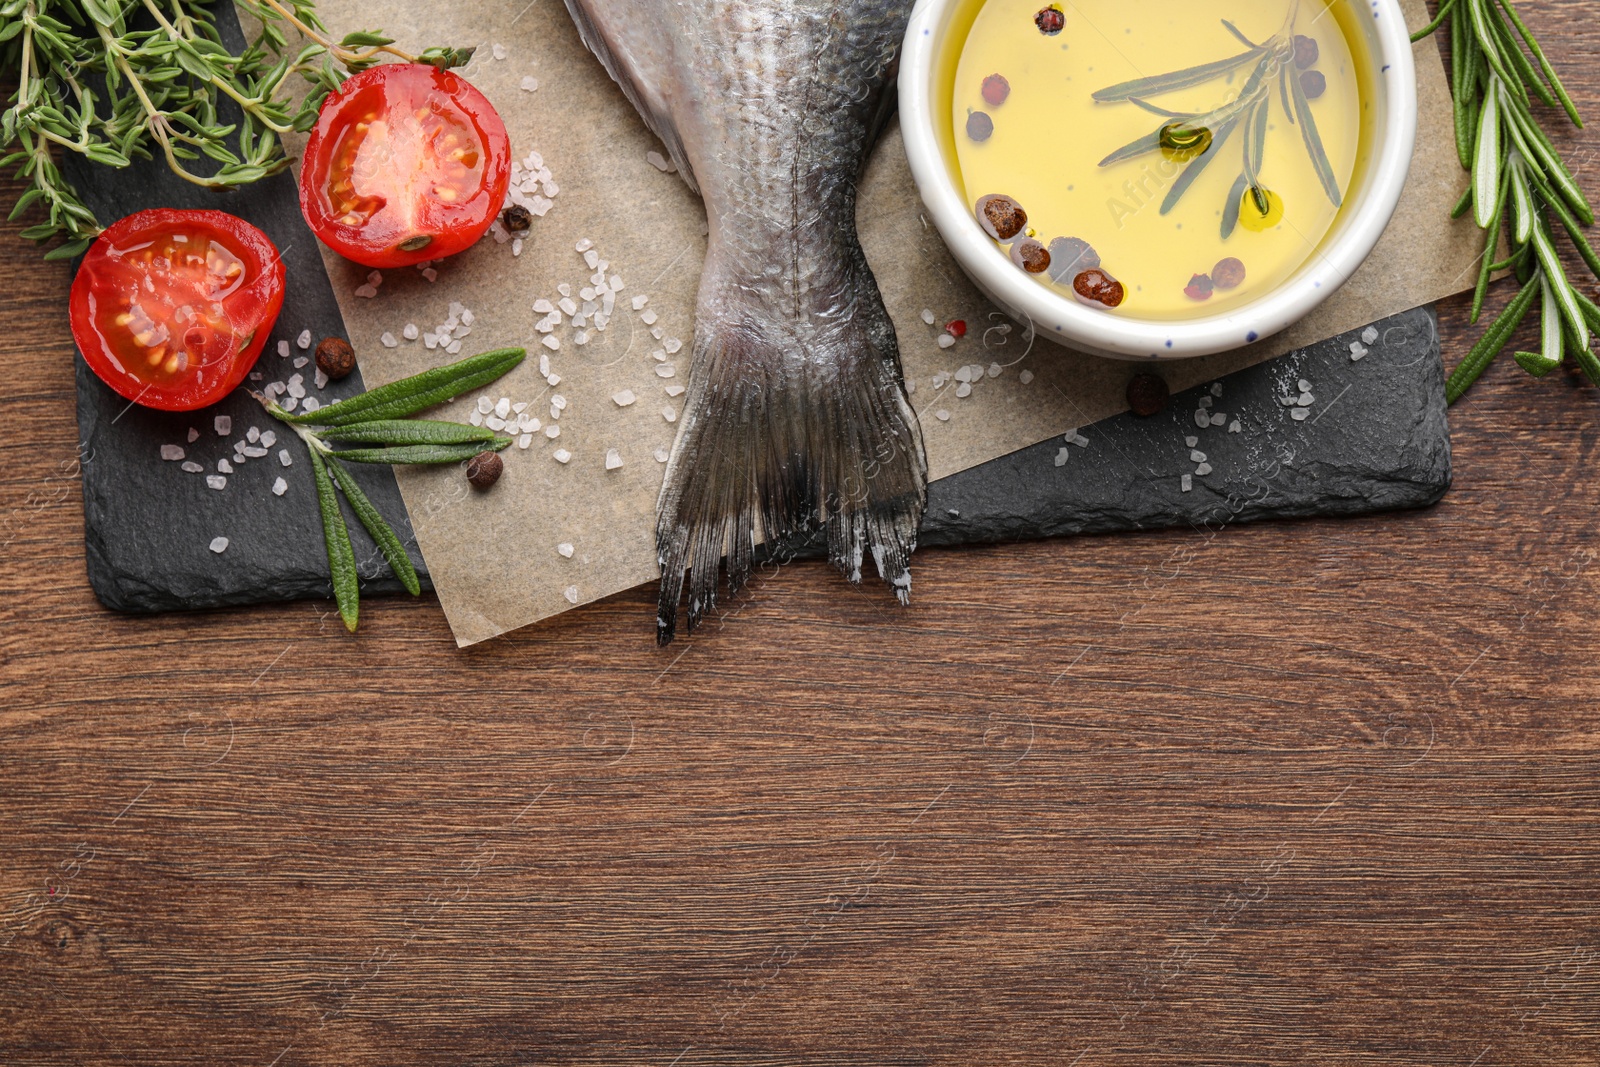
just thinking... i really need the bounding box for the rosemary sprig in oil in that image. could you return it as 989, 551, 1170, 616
1093, 1, 1341, 236
1413, 0, 1600, 399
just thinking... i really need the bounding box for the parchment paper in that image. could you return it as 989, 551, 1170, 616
301, 0, 1478, 646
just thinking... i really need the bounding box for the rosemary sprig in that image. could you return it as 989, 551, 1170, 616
1414, 0, 1599, 401
1094, 1, 1341, 231
0, 1, 471, 259
253, 346, 525, 632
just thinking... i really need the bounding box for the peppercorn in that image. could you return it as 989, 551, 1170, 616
1047, 236, 1100, 283
1184, 273, 1215, 301
1300, 70, 1327, 100
502, 204, 533, 232
1035, 5, 1065, 35
1011, 238, 1051, 274
315, 336, 357, 380
981, 73, 1011, 107
466, 451, 503, 490
966, 110, 995, 142
1126, 372, 1169, 417
1072, 268, 1125, 309
945, 319, 968, 339
1212, 257, 1247, 289
976, 194, 1028, 241
1293, 34, 1319, 69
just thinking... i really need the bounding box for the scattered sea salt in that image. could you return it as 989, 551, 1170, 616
354, 284, 377, 299
381, 331, 398, 348
518, 434, 533, 449
641, 310, 658, 325
1350, 342, 1369, 361
272, 477, 288, 496
187, 427, 200, 443
300, 397, 321, 414
1186, 435, 1198, 447
422, 268, 438, 283
1190, 449, 1207, 463
662, 406, 677, 423
277, 340, 290, 359
656, 365, 675, 378
564, 585, 579, 604
217, 459, 234, 474
278, 450, 292, 467
955, 381, 971, 398
486, 416, 507, 431
1298, 392, 1315, 406
557, 542, 574, 558
920, 308, 935, 325
206, 475, 227, 491
315, 368, 329, 389
1019, 369, 1034, 384
937, 334, 956, 350
247, 426, 260, 443
613, 389, 636, 407
663, 337, 682, 354
181, 461, 203, 474
935, 409, 950, 422
293, 356, 309, 369
1194, 409, 1211, 428
665, 384, 685, 397
1210, 382, 1224, 397
646, 151, 675, 173
492, 41, 507, 60
1298, 379, 1312, 392
297, 329, 311, 349
554, 448, 572, 463
1054, 447, 1069, 467
521, 76, 539, 92
402, 323, 419, 341
1195, 462, 1213, 476
988, 363, 1002, 378
161, 445, 185, 461
1291, 407, 1310, 421
1362, 326, 1380, 345
1181, 474, 1192, 492
209, 537, 229, 553
1228, 420, 1241, 433
605, 448, 623, 470
632, 295, 648, 311
214, 416, 232, 436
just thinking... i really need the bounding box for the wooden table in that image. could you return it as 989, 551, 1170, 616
3, 8, 1598, 1064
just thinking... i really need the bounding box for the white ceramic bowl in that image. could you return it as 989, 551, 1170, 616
898, 0, 1418, 360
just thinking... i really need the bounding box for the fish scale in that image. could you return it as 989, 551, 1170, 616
565, 0, 927, 643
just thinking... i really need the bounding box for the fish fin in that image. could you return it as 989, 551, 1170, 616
654, 277, 927, 645
560, 0, 700, 195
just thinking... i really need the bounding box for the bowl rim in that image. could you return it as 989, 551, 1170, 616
898, 0, 1419, 360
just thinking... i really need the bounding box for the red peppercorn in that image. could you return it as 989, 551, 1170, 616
1073, 268, 1125, 309
966, 110, 994, 142
1035, 5, 1065, 35
945, 320, 968, 339
1184, 273, 1215, 301
981, 74, 1010, 107
1011, 238, 1051, 274
1212, 257, 1247, 289
975, 194, 1028, 241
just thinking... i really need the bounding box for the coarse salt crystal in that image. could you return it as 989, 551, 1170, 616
651, 327, 664, 340
1210, 382, 1223, 396
1195, 462, 1213, 476
521, 76, 539, 92
664, 337, 682, 354
553, 448, 571, 463
609, 275, 624, 291
656, 365, 675, 378
988, 363, 1002, 378
1298, 379, 1313, 392
1190, 449, 1207, 463
1290, 407, 1310, 421
654, 447, 670, 463
1350, 342, 1369, 361
665, 384, 685, 397
584, 249, 600, 270
955, 381, 971, 398
954, 366, 973, 383
1186, 436, 1199, 447
546, 374, 560, 387
354, 284, 377, 299
422, 268, 438, 283
492, 41, 507, 60
206, 475, 227, 491
293, 356, 309, 369
301, 397, 321, 413
209, 536, 229, 553
533, 299, 555, 314
559, 297, 578, 316
247, 426, 260, 443
1228, 420, 1242, 433
470, 412, 485, 427
564, 585, 579, 604
920, 308, 935, 325
280, 397, 297, 412
278, 450, 292, 466
574, 331, 590, 346
906, 381, 916, 394
518, 434, 533, 449
1210, 412, 1227, 426
937, 334, 956, 350
613, 389, 637, 407
652, 350, 666, 362
662, 406, 677, 423
494, 397, 511, 419
315, 368, 330, 389
161, 444, 185, 461
575, 238, 593, 253
557, 542, 574, 558
541, 335, 560, 352
217, 459, 234, 474
1019, 369, 1034, 384
297, 329, 311, 349
1181, 474, 1192, 492
214, 416, 232, 436
1362, 326, 1380, 345
381, 331, 397, 348
1198, 396, 1213, 409
272, 477, 288, 496
242, 446, 268, 458
1298, 392, 1315, 406
1054, 447, 1069, 467
424, 333, 440, 350
646, 150, 676, 173
277, 340, 290, 358
187, 427, 200, 443
604, 448, 623, 470
1194, 409, 1211, 428
486, 416, 507, 431
935, 409, 951, 421
181, 461, 203, 474
641, 309, 658, 325
632, 294, 648, 311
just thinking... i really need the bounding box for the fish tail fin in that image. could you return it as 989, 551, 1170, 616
655, 279, 927, 645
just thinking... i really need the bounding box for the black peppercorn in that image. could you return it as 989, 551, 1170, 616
502, 204, 533, 232
1126, 372, 1169, 417
315, 336, 357, 380
466, 451, 503, 490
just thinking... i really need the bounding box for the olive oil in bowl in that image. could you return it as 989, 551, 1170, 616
953, 0, 1363, 320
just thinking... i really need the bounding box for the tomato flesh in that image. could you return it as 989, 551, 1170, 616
70, 209, 285, 412
300, 64, 511, 269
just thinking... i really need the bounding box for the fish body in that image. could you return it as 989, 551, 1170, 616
564, 0, 928, 643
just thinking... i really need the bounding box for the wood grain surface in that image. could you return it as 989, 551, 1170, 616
2, 5, 1599, 1064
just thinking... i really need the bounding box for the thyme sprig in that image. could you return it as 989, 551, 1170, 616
1413, 0, 1600, 399
0, 0, 471, 260
253, 346, 525, 632
1093, 0, 1341, 234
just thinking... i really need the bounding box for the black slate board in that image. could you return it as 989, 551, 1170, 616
69, 6, 1449, 616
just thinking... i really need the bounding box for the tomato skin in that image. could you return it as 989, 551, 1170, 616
299, 63, 511, 269
70, 209, 285, 412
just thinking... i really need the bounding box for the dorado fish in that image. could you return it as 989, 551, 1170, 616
563, 0, 928, 644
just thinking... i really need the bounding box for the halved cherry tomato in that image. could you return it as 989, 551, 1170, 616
299, 63, 511, 269
69, 209, 285, 412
